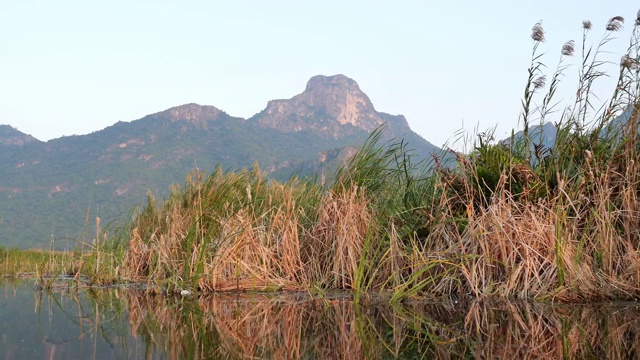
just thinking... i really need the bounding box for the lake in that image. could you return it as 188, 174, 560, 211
1, 278, 640, 359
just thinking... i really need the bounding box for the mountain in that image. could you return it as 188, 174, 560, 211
0, 125, 41, 147
0, 74, 442, 249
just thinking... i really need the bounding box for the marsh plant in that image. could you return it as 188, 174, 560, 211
83, 10, 640, 302
0, 247, 72, 278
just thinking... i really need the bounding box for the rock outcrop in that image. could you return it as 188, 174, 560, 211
251, 74, 402, 138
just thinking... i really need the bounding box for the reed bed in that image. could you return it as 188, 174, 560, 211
82, 10, 640, 302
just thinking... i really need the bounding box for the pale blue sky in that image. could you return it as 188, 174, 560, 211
1, 1, 638, 148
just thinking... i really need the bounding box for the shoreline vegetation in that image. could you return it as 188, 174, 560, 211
5, 12, 640, 303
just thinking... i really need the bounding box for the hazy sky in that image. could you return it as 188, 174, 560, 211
1, 1, 638, 148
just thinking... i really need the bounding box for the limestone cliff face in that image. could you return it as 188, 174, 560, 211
0, 125, 40, 146
251, 74, 409, 138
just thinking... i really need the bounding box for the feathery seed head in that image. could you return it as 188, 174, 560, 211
561, 40, 575, 56
583, 20, 592, 30
621, 55, 639, 70
531, 22, 545, 42
533, 75, 547, 90
606, 16, 624, 31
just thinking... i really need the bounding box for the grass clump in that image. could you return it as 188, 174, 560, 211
425, 13, 640, 301
122, 165, 326, 292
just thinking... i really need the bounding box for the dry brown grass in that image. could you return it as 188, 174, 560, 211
122, 173, 373, 294
428, 167, 640, 301
306, 185, 371, 289
119, 135, 640, 301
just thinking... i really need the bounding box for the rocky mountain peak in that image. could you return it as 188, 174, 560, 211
252, 74, 386, 137
304, 74, 361, 94
148, 103, 227, 127
0, 125, 40, 146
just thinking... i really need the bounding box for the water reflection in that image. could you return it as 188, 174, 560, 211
0, 279, 143, 359
1, 279, 640, 359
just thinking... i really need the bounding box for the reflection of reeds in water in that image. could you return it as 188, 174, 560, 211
119, 290, 640, 359
126, 293, 376, 359
27, 284, 640, 359
464, 301, 563, 359
463, 300, 640, 359
24, 286, 136, 359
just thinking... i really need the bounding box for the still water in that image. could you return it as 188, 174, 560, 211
1, 279, 640, 359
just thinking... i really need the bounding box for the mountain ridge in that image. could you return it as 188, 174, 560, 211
0, 74, 442, 249
0, 125, 41, 146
